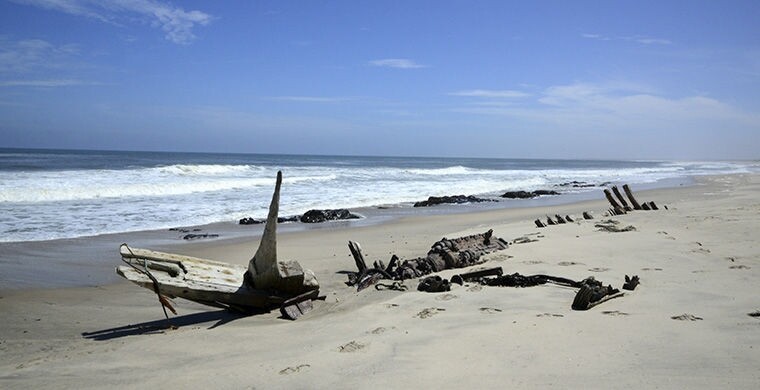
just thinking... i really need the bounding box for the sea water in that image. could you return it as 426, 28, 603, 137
0, 148, 756, 243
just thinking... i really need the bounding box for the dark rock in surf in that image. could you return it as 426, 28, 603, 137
300, 209, 361, 223
182, 233, 219, 240
413, 195, 494, 207
500, 191, 533, 199
534, 190, 560, 196
501, 190, 560, 199
239, 217, 265, 225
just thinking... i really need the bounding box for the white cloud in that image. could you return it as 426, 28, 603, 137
0, 79, 98, 87
0, 38, 79, 73
454, 81, 760, 134
11, 0, 213, 44
635, 37, 672, 45
369, 58, 426, 69
582, 33, 672, 45
450, 89, 530, 98
268, 96, 349, 103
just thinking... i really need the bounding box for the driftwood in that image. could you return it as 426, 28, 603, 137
117, 171, 322, 320
346, 230, 509, 289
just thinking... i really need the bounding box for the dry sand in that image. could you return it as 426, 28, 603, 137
1, 174, 758, 389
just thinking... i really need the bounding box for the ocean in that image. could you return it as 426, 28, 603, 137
1, 148, 756, 243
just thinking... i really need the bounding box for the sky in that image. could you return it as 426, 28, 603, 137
0, 0, 759, 160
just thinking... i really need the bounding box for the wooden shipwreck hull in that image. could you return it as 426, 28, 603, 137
116, 171, 321, 320
117, 245, 288, 310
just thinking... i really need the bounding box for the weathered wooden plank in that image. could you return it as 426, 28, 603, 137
612, 186, 632, 211
622, 184, 642, 210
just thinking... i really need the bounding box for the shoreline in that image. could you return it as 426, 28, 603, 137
0, 176, 694, 292
0, 173, 758, 388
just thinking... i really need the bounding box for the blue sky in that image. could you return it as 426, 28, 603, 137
1, 0, 758, 160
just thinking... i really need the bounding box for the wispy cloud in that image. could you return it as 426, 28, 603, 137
11, 0, 213, 44
0, 79, 100, 87
369, 58, 426, 69
449, 89, 530, 98
0, 38, 79, 73
0, 37, 103, 88
267, 96, 350, 103
454, 81, 758, 133
582, 33, 672, 45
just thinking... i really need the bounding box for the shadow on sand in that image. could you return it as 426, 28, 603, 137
81, 309, 259, 341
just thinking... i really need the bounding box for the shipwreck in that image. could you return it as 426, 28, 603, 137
117, 171, 323, 321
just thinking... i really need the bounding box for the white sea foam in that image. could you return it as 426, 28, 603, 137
1, 156, 756, 242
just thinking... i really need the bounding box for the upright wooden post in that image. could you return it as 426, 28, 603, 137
603, 189, 626, 215
612, 186, 632, 211
348, 241, 368, 272
622, 184, 642, 210
248, 171, 318, 295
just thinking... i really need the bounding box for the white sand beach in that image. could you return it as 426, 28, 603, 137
1, 174, 758, 389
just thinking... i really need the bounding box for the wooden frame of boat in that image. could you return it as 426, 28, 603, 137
116, 171, 321, 320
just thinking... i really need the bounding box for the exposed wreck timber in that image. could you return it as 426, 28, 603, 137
117, 245, 288, 310
117, 171, 321, 320
612, 186, 633, 211
346, 230, 509, 288
603, 189, 626, 215
622, 184, 642, 210
247, 171, 319, 296
605, 184, 664, 213
447, 266, 637, 311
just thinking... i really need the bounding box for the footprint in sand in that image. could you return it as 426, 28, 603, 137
383, 303, 399, 309
513, 236, 538, 244
488, 254, 513, 262
279, 364, 310, 375
729, 265, 751, 270
657, 231, 676, 240
558, 261, 583, 266
435, 293, 458, 301
338, 341, 367, 352
466, 285, 483, 292
692, 242, 711, 254
523, 260, 544, 265
642, 268, 663, 271
671, 314, 703, 321
536, 313, 563, 317
588, 267, 610, 272
480, 307, 503, 314
368, 326, 396, 335
602, 310, 629, 316
415, 307, 445, 319
748, 311, 760, 318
